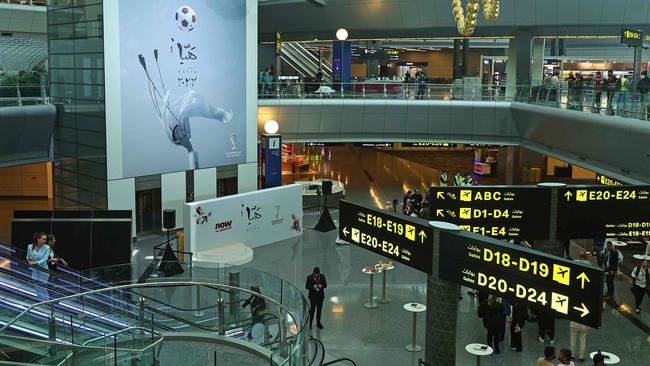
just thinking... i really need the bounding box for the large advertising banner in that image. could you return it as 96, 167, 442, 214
184, 185, 303, 255
118, 0, 246, 177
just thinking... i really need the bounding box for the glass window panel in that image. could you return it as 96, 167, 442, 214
48, 8, 73, 25
50, 69, 75, 83
76, 130, 106, 148
49, 54, 75, 69
75, 53, 103, 69
77, 4, 102, 22
49, 23, 74, 39
75, 114, 105, 133
49, 39, 74, 53
74, 20, 103, 39
74, 69, 104, 85
74, 38, 103, 53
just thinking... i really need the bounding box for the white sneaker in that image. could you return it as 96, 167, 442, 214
539, 337, 544, 343
550, 339, 555, 344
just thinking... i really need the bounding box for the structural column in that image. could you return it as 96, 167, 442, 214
453, 39, 462, 80
462, 39, 470, 77
531, 39, 545, 86
424, 226, 459, 366
505, 29, 534, 99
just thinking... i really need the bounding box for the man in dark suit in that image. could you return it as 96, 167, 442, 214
603, 241, 619, 300
305, 266, 327, 330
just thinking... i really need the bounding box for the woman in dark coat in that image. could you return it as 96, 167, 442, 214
478, 295, 505, 353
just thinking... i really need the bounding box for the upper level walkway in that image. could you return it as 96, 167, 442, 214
258, 82, 650, 184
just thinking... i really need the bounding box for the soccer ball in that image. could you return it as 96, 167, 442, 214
175, 6, 197, 31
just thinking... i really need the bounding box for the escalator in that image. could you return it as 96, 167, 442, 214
0, 243, 283, 363
282, 42, 332, 81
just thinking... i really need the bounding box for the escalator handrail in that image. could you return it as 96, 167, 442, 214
0, 281, 304, 336
0, 243, 243, 332
0, 328, 163, 354
322, 359, 357, 366
309, 336, 324, 366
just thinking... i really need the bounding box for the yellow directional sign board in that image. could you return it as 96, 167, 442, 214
339, 200, 434, 274
557, 186, 650, 238
429, 186, 552, 239
439, 230, 603, 328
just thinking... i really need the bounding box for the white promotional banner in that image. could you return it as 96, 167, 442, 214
184, 185, 303, 255
117, 0, 247, 178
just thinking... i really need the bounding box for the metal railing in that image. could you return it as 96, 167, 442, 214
0, 84, 47, 107
258, 81, 650, 122
0, 0, 46, 6
0, 281, 308, 365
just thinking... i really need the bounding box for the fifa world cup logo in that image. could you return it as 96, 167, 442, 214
230, 134, 237, 151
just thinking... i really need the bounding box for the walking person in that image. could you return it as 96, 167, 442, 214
439, 171, 448, 187
638, 71, 650, 120
27, 232, 50, 301
574, 73, 585, 111
605, 69, 618, 115
603, 241, 619, 302
536, 346, 556, 366
557, 348, 576, 366
305, 267, 327, 330
416, 71, 427, 99
403, 71, 412, 98
570, 253, 591, 361
402, 190, 412, 214
242, 285, 267, 339
478, 295, 504, 354
593, 71, 604, 113
616, 74, 629, 116
631, 259, 650, 313
566, 72, 576, 109
46, 234, 69, 272
509, 301, 527, 352
411, 189, 423, 212
537, 307, 555, 344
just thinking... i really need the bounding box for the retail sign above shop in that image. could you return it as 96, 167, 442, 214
438, 230, 604, 328
428, 186, 552, 240
402, 142, 458, 148
557, 186, 650, 238
338, 200, 433, 274
354, 142, 393, 148
621, 28, 644, 47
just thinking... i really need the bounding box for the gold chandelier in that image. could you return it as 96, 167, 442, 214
452, 0, 500, 37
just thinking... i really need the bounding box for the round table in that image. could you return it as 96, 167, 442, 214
403, 303, 426, 352
375, 263, 395, 304
465, 343, 493, 366
611, 240, 628, 247
362, 268, 382, 309
589, 351, 620, 364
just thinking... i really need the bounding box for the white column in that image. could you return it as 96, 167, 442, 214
108, 178, 136, 237
194, 167, 217, 201
238, 162, 257, 193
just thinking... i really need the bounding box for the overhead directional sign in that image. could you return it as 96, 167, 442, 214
438, 230, 603, 328
595, 174, 626, 186
428, 186, 551, 240
621, 28, 644, 47
557, 186, 650, 238
338, 200, 433, 274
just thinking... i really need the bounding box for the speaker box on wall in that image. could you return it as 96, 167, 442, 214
163, 209, 176, 230
322, 180, 333, 195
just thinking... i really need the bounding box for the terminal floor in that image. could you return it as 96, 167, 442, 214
271, 147, 649, 365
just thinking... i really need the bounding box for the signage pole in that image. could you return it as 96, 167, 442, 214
634, 45, 642, 86
425, 221, 461, 366
534, 183, 566, 257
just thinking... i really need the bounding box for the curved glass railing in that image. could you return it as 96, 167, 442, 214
258, 81, 650, 122
0, 244, 309, 365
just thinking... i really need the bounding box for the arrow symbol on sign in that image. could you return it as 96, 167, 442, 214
576, 272, 590, 289
418, 230, 427, 243
436, 209, 445, 217
436, 192, 445, 200
342, 227, 349, 236
564, 191, 573, 201
573, 303, 590, 318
